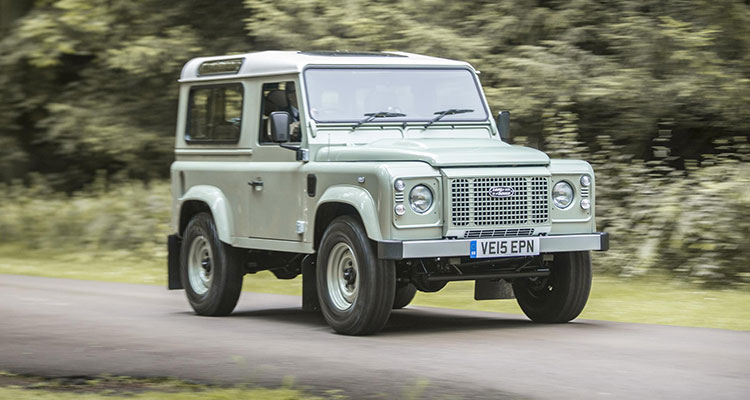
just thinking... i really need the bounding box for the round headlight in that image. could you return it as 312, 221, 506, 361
394, 179, 406, 192
580, 175, 591, 187
580, 198, 591, 210
394, 204, 406, 216
552, 181, 574, 209
409, 185, 433, 214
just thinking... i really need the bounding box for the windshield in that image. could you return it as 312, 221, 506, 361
303, 68, 488, 123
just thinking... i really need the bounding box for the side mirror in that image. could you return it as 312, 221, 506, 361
497, 111, 511, 142
270, 111, 291, 143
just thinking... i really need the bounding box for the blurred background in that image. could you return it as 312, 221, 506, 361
0, 0, 748, 292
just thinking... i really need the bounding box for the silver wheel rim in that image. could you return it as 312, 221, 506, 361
326, 242, 360, 311
187, 235, 213, 295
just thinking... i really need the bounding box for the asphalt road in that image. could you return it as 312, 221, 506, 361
1, 274, 748, 399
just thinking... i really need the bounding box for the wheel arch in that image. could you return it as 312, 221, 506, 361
314, 186, 383, 250
178, 185, 234, 244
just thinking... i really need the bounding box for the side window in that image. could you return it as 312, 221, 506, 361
259, 81, 301, 144
187, 84, 243, 143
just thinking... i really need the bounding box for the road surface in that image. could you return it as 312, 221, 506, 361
1, 274, 748, 399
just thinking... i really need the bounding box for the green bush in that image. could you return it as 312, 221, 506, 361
542, 125, 750, 287
0, 174, 170, 258
594, 158, 750, 287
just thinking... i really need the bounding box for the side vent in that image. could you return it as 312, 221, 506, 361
179, 171, 186, 196
307, 174, 317, 197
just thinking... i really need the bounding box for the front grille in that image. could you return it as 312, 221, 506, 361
451, 177, 549, 227
463, 228, 535, 239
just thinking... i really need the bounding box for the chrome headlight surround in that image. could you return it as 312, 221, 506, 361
409, 185, 433, 214
552, 181, 575, 209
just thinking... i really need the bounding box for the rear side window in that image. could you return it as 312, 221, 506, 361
186, 84, 243, 143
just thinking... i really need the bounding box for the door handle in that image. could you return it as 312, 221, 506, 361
248, 180, 264, 189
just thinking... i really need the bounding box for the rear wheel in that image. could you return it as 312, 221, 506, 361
316, 216, 395, 335
512, 251, 592, 323
180, 212, 243, 316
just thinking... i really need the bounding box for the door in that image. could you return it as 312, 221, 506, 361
242, 79, 307, 241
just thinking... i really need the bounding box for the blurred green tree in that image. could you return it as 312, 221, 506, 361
2, 0, 749, 188
0, 0, 251, 189
0, 0, 748, 284
245, 0, 750, 160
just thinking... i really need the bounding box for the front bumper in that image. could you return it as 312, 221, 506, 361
377, 232, 609, 260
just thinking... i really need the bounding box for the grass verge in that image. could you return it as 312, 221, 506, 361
0, 372, 330, 400
1, 244, 748, 331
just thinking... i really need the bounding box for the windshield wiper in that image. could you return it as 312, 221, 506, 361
351, 111, 406, 130
423, 108, 474, 129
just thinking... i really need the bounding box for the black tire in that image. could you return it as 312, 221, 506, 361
392, 283, 417, 309
512, 251, 592, 323
180, 212, 244, 316
316, 216, 395, 335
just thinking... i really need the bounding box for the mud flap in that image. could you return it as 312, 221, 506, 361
167, 235, 183, 290
475, 279, 514, 300
301, 255, 320, 311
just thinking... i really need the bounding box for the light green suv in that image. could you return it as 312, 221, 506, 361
167, 50, 609, 335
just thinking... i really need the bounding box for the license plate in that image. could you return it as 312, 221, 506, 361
469, 237, 540, 259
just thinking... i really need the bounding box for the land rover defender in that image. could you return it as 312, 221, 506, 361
167, 51, 609, 335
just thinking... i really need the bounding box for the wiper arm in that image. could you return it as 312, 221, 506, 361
352, 111, 406, 130
423, 108, 474, 129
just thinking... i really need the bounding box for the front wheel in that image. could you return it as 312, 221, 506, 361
180, 212, 244, 316
316, 216, 395, 335
512, 251, 592, 323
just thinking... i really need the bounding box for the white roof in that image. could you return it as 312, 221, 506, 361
179, 50, 474, 82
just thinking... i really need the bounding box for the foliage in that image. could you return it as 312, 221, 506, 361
244, 0, 750, 158
540, 108, 750, 285
1, 1, 749, 285
0, 174, 170, 257
0, 372, 327, 400
0, 1, 748, 188
0, 0, 250, 189
590, 135, 750, 286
